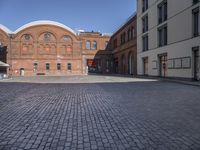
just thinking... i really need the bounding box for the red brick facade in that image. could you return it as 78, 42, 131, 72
107, 14, 137, 75
0, 21, 110, 76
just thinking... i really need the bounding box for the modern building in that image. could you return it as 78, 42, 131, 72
137, 0, 200, 80
107, 14, 137, 75
0, 21, 110, 76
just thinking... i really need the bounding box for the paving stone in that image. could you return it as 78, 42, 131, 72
0, 76, 200, 150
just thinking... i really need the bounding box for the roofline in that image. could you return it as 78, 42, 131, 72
111, 12, 136, 38
0, 20, 77, 35
0, 24, 12, 34
14, 20, 77, 35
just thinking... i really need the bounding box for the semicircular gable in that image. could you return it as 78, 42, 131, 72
14, 20, 77, 36
0, 24, 11, 35
0, 29, 9, 46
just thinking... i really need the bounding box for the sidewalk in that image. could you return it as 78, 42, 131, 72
135, 75, 200, 87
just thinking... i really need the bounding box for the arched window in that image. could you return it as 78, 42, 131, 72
121, 55, 125, 73
63, 35, 72, 43
86, 41, 91, 49
92, 41, 97, 50
44, 32, 51, 42
131, 27, 135, 40
127, 29, 131, 41
24, 34, 31, 41
128, 52, 134, 75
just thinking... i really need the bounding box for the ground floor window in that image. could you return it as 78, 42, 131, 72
57, 63, 61, 71
46, 63, 50, 71
67, 63, 72, 71
33, 63, 38, 72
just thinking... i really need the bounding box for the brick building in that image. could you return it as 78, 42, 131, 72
0, 21, 110, 76
106, 14, 137, 75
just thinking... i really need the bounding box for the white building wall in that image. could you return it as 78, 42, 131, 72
137, 0, 200, 79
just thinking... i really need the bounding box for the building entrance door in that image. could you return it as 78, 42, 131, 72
159, 54, 167, 77
114, 58, 118, 73
33, 63, 38, 75
143, 57, 148, 75
20, 68, 25, 76
193, 49, 199, 80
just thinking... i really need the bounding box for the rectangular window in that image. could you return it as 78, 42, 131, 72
33, 63, 38, 71
193, 0, 199, 5
142, 15, 148, 33
46, 63, 50, 71
158, 25, 168, 47
142, 34, 148, 51
131, 28, 135, 40
193, 7, 199, 37
113, 39, 117, 48
57, 63, 61, 71
158, 0, 167, 24
67, 63, 72, 71
120, 32, 126, 45
142, 0, 148, 12
127, 29, 130, 41
120, 34, 123, 45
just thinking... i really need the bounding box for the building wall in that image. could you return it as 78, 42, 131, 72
0, 22, 110, 76
80, 32, 110, 74
137, 0, 200, 80
107, 14, 137, 75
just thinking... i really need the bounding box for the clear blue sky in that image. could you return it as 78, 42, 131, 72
0, 0, 136, 33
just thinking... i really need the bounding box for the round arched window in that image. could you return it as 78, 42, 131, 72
24, 34, 31, 41
44, 33, 51, 42
63, 35, 72, 42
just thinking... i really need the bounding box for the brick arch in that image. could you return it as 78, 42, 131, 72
20, 33, 34, 42
128, 51, 134, 75
37, 31, 57, 43
60, 35, 73, 43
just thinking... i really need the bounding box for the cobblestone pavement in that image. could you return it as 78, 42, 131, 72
0, 76, 200, 150
1, 75, 158, 83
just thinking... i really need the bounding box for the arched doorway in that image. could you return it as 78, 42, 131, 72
128, 52, 134, 75
20, 68, 25, 76
121, 55, 126, 74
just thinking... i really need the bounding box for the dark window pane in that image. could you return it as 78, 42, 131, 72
67, 63, 72, 70
193, 9, 199, 37
46, 63, 50, 71
57, 63, 61, 70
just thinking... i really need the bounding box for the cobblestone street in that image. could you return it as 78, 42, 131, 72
0, 76, 200, 150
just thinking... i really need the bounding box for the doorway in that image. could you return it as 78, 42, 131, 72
158, 54, 167, 77
33, 63, 38, 75
143, 57, 148, 76
20, 68, 25, 76
128, 53, 134, 75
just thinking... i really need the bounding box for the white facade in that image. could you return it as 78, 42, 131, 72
137, 0, 200, 80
